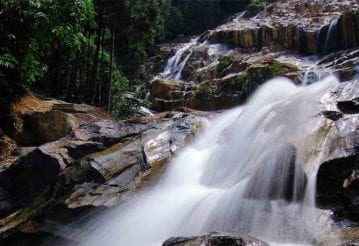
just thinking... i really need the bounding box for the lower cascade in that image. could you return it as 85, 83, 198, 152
78, 76, 341, 246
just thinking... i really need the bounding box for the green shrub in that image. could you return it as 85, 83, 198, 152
195, 83, 214, 101
248, 0, 268, 9
264, 63, 286, 77
111, 73, 139, 120
247, 0, 268, 15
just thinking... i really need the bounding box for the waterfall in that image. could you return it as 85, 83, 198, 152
302, 65, 328, 85
232, 11, 246, 22
161, 37, 199, 81
159, 38, 229, 82
303, 68, 320, 85
324, 19, 340, 54
316, 19, 341, 55
78, 76, 340, 246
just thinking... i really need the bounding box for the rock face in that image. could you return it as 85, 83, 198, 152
207, 1, 359, 55
243, 143, 307, 202
0, 111, 202, 236
315, 48, 359, 82
150, 61, 298, 111
162, 232, 269, 246
146, 0, 359, 112
315, 79, 359, 221
16, 103, 112, 145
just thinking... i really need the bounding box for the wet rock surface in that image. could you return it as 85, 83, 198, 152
1, 0, 359, 244
146, 0, 359, 112
243, 143, 307, 202
10, 100, 111, 147
316, 79, 359, 222
207, 0, 358, 55
162, 232, 269, 246
0, 111, 203, 238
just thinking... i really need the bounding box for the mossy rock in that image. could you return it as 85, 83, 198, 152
194, 83, 215, 101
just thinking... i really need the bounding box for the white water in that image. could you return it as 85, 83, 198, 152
302, 65, 330, 85
159, 38, 230, 82
79, 76, 340, 246
324, 19, 339, 55
161, 37, 199, 81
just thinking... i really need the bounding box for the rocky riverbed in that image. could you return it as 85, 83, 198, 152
0, 0, 358, 245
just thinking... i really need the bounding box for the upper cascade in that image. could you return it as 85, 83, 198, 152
206, 0, 359, 55
144, 0, 359, 113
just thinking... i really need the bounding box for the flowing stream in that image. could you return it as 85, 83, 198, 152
160, 37, 200, 81
79, 75, 340, 246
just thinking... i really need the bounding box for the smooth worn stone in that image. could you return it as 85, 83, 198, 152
162, 232, 269, 246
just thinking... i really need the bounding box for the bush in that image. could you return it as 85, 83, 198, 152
248, 0, 268, 9
247, 0, 268, 16
265, 63, 286, 77
195, 83, 214, 101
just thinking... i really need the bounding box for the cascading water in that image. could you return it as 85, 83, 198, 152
302, 65, 330, 85
78, 75, 340, 246
316, 18, 341, 55
159, 37, 231, 82
324, 19, 340, 55
161, 37, 200, 81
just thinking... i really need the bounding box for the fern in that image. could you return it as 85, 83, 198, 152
0, 53, 18, 69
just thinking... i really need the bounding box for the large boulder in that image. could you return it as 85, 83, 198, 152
150, 79, 194, 111
150, 61, 298, 112
162, 232, 269, 246
243, 143, 307, 202
14, 102, 112, 145
29, 110, 78, 143
0, 111, 203, 236
316, 80, 359, 221
316, 48, 359, 82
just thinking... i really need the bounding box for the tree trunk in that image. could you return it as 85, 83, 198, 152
107, 27, 115, 112
98, 39, 105, 107
88, 0, 103, 102
92, 28, 105, 105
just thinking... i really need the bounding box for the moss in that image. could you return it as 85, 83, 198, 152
219, 73, 251, 95
233, 73, 251, 91
217, 56, 232, 72
247, 63, 287, 82
64, 159, 104, 186
264, 63, 287, 77
194, 83, 214, 101
27, 194, 47, 210
247, 0, 267, 12
220, 63, 287, 97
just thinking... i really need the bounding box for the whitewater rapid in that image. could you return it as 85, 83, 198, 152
78, 76, 340, 246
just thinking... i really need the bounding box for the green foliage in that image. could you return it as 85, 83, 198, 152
219, 73, 251, 95
106, 0, 170, 75
0, 53, 17, 70
248, 0, 268, 10
195, 83, 214, 101
233, 73, 251, 91
220, 63, 286, 97
265, 63, 286, 77
163, 0, 251, 41
0, 0, 255, 122
0, 0, 97, 96
111, 72, 139, 120
247, 63, 287, 82
217, 56, 232, 72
